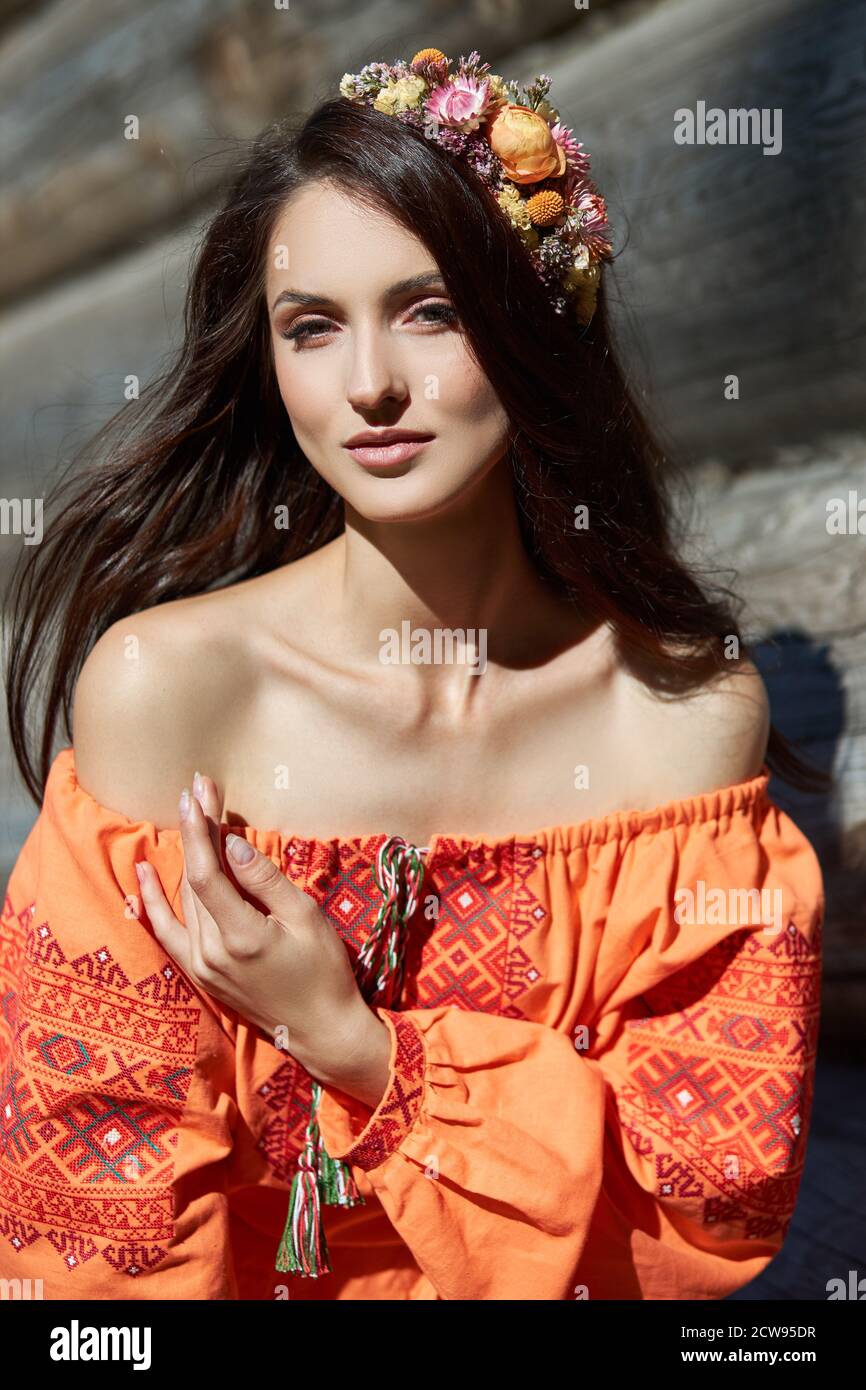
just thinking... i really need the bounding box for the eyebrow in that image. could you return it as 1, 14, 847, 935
271, 271, 446, 312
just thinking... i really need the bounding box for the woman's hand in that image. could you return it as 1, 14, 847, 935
133, 771, 391, 1108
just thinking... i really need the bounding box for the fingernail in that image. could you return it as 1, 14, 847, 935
192, 770, 204, 805
227, 833, 254, 864
134, 861, 145, 881
179, 788, 191, 820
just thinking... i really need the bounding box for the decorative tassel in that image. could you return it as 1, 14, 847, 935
275, 1092, 327, 1276
275, 1079, 363, 1275
275, 836, 425, 1276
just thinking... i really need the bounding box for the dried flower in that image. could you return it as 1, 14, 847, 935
574, 189, 612, 258
425, 74, 493, 132
550, 123, 591, 178
485, 103, 567, 185
526, 189, 565, 226
456, 50, 491, 81
373, 75, 428, 115
335, 44, 613, 325
496, 184, 532, 230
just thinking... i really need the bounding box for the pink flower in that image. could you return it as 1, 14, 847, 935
425, 75, 492, 132
550, 122, 591, 178
551, 123, 593, 203
575, 189, 612, 257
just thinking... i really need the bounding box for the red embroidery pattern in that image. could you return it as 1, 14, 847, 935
330, 1011, 426, 1172
255, 1054, 317, 1184
0, 895, 200, 1279
254, 837, 548, 1179
279, 836, 546, 1018
609, 916, 823, 1239
411, 841, 546, 1016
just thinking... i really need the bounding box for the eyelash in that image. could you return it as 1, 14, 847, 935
279, 300, 458, 347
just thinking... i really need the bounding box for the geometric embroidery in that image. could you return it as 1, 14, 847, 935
0, 897, 200, 1279
610, 917, 822, 1240
255, 1054, 317, 1186
324, 1011, 426, 1172
262, 834, 822, 1253
251, 835, 551, 1180
278, 834, 548, 1024
259, 829, 821, 1257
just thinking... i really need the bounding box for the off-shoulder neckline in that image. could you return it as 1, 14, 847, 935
52, 745, 773, 861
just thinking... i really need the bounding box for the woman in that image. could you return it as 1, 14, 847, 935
1, 48, 826, 1300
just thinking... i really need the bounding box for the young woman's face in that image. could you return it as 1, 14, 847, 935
266, 181, 511, 521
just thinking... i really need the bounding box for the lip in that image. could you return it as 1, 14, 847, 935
344, 435, 434, 468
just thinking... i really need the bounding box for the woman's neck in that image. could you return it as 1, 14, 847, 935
318, 459, 591, 675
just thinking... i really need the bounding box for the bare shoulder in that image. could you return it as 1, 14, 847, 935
71, 587, 260, 828
614, 651, 771, 803
71, 547, 337, 827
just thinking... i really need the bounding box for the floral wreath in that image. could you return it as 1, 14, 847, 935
338, 46, 613, 325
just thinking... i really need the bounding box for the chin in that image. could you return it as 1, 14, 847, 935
342, 467, 487, 523
348, 455, 497, 517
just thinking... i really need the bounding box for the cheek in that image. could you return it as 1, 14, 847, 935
433, 346, 506, 432
272, 346, 330, 427
272, 346, 294, 408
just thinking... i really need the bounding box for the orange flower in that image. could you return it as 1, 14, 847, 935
484, 102, 566, 185
525, 189, 565, 226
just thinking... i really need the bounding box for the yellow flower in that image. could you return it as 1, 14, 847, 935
373, 75, 427, 114
339, 73, 357, 99
487, 74, 509, 101
496, 185, 531, 230
485, 103, 567, 184
496, 188, 539, 249
535, 98, 560, 124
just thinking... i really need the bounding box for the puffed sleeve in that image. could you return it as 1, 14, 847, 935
316, 794, 823, 1300
0, 748, 242, 1299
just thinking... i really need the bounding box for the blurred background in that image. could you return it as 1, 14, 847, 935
0, 0, 863, 1297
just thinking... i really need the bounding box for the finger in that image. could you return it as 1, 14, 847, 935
179, 778, 219, 973
179, 784, 239, 915
179, 786, 262, 944
192, 770, 223, 866
177, 861, 208, 976
135, 860, 196, 979
224, 833, 312, 928
176, 854, 238, 980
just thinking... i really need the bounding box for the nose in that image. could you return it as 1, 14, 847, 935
345, 319, 409, 413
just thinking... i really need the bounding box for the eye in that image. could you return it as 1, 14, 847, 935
408, 299, 458, 328
278, 299, 458, 349
279, 317, 332, 346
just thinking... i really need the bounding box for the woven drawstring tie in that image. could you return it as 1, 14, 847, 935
275, 834, 426, 1276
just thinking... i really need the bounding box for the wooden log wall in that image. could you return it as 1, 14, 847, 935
0, 0, 863, 1043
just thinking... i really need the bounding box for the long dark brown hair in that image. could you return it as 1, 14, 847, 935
4, 98, 831, 805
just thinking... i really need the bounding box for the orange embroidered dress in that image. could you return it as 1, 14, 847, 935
0, 747, 822, 1300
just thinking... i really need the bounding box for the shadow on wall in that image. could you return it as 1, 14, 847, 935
755, 627, 843, 820
754, 627, 853, 975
